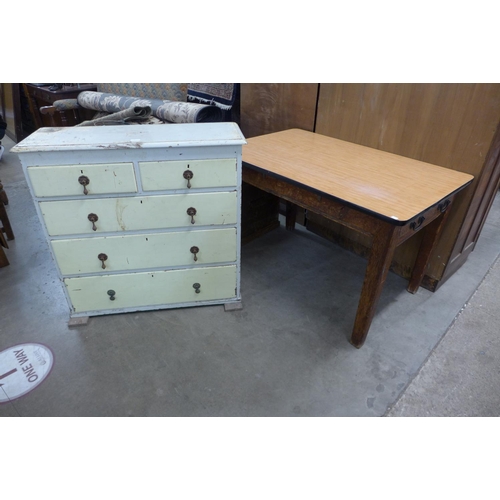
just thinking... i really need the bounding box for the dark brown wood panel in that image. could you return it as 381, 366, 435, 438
239, 83, 319, 240
24, 83, 97, 128
438, 123, 500, 285
240, 83, 318, 138
0, 83, 24, 142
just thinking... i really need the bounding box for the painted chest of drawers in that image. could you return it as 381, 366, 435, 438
13, 123, 246, 318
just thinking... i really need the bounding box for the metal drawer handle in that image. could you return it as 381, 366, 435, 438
88, 213, 99, 231
438, 199, 451, 213
183, 169, 194, 189
98, 253, 108, 269
187, 207, 197, 224
193, 283, 201, 294
107, 289, 116, 301
190, 246, 199, 261
78, 175, 90, 195
410, 216, 425, 231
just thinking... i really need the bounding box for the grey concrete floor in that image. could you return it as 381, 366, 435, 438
1, 133, 500, 417
387, 253, 500, 416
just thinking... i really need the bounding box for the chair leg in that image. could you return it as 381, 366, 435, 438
0, 201, 14, 240
0, 240, 9, 267
0, 204, 11, 267
0, 181, 8, 205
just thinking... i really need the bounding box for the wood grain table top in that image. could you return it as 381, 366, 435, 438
243, 129, 474, 224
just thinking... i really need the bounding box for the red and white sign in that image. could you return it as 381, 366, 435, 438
0, 343, 54, 403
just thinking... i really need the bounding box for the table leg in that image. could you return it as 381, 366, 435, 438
285, 201, 297, 231
350, 224, 398, 348
407, 203, 452, 294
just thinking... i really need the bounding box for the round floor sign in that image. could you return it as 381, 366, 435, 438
0, 343, 54, 403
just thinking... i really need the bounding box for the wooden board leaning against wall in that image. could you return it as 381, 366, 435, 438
239, 84, 319, 243
239, 83, 500, 291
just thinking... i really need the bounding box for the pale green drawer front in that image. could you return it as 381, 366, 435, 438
28, 163, 137, 197
65, 265, 237, 313
52, 228, 237, 275
40, 192, 237, 236
139, 158, 237, 190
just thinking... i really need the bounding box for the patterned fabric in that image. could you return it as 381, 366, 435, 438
53, 99, 80, 111
97, 83, 187, 102
188, 83, 236, 110
76, 91, 222, 123
155, 101, 222, 123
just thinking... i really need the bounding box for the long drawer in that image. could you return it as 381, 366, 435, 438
27, 163, 138, 197
39, 192, 238, 236
64, 265, 237, 313
140, 158, 237, 190
51, 228, 237, 275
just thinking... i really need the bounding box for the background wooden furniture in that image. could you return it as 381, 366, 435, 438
25, 84, 97, 127
13, 123, 245, 319
0, 83, 29, 142
240, 83, 500, 291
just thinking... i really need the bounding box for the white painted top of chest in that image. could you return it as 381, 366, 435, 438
11, 122, 246, 153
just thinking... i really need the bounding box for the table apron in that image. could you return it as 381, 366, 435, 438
395, 197, 454, 246
243, 167, 454, 243
244, 168, 377, 236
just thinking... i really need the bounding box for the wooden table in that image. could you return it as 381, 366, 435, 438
242, 129, 474, 348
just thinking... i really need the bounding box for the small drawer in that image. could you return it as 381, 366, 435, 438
64, 265, 237, 313
139, 158, 237, 191
39, 192, 237, 236
52, 228, 237, 275
27, 163, 137, 197
395, 201, 448, 246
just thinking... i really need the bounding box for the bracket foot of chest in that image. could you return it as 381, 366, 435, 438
68, 316, 90, 327
224, 301, 243, 312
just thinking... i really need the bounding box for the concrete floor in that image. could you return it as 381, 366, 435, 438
388, 253, 500, 416
1, 133, 500, 417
